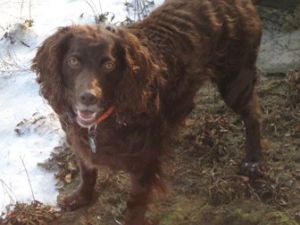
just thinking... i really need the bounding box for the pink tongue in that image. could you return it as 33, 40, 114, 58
78, 111, 95, 120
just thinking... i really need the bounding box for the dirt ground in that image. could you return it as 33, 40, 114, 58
1, 71, 300, 225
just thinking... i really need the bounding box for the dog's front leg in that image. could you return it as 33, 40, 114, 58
59, 155, 98, 211
124, 171, 156, 225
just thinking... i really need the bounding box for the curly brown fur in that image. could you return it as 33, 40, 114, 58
32, 0, 263, 224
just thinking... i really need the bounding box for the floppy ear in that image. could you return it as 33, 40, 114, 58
115, 29, 161, 125
31, 27, 72, 114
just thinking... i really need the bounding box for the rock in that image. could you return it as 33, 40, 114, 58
257, 3, 300, 74
1, 20, 37, 47
15, 112, 60, 137
257, 0, 300, 11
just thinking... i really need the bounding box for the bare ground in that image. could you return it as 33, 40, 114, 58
2, 71, 300, 225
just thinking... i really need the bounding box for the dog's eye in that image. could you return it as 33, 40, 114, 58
67, 56, 81, 69
103, 61, 115, 71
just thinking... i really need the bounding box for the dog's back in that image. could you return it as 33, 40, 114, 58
128, 0, 261, 125
130, 0, 261, 77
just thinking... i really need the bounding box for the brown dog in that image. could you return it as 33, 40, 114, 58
32, 0, 263, 224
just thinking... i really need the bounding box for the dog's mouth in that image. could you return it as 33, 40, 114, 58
74, 102, 115, 128
76, 110, 99, 128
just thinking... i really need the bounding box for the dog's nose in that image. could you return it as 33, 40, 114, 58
79, 91, 98, 105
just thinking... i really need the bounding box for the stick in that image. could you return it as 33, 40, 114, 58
20, 156, 35, 202
0, 179, 17, 204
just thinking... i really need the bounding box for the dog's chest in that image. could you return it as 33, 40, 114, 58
76, 125, 148, 169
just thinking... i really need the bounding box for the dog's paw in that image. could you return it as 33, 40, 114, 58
58, 190, 92, 211
239, 161, 267, 178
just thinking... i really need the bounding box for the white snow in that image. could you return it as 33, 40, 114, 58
0, 69, 63, 212
0, 0, 163, 215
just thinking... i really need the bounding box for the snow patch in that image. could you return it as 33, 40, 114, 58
0, 71, 64, 214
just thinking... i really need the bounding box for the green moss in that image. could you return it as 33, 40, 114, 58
260, 212, 299, 225
159, 206, 186, 225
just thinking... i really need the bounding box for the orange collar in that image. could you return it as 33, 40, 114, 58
94, 105, 115, 126
88, 105, 115, 153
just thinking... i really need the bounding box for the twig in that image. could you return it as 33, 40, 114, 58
29, 0, 32, 21
20, 0, 25, 17
98, 0, 103, 14
84, 0, 97, 18
20, 40, 30, 48
0, 179, 17, 204
114, 218, 123, 225
126, 0, 154, 22
20, 156, 35, 202
89, 0, 100, 15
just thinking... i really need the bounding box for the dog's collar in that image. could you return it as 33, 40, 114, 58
93, 105, 116, 127
88, 105, 116, 153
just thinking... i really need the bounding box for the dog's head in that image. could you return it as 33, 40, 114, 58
32, 25, 160, 128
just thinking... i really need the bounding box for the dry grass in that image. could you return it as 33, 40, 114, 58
0, 201, 57, 225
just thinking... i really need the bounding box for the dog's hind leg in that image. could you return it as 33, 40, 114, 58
217, 65, 265, 177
